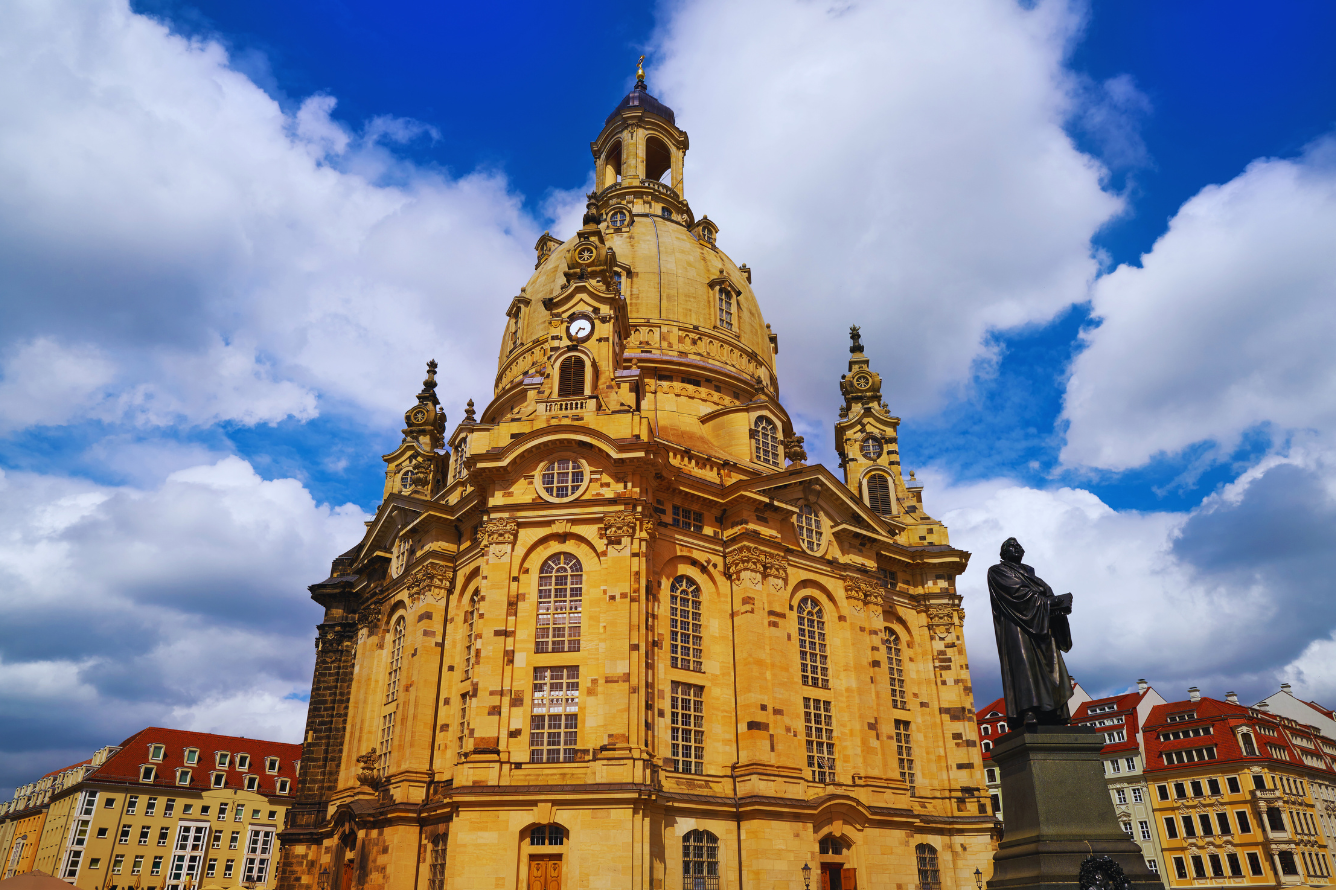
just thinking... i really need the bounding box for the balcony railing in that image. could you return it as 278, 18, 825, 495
541, 397, 593, 414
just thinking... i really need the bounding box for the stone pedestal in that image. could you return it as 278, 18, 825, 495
988, 726, 1164, 890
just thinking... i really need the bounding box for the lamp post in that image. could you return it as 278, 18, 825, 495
801, 862, 812, 889
318, 866, 330, 890
975, 867, 984, 889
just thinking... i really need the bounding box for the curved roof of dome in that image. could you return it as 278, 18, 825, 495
605, 86, 675, 127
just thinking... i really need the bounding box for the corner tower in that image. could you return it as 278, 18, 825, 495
279, 65, 993, 890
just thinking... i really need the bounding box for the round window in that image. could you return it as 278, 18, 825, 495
609, 208, 628, 227
575, 245, 596, 263
660, 207, 672, 219
538, 458, 587, 501
861, 436, 883, 460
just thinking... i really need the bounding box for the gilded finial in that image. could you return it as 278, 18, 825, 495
636, 55, 646, 88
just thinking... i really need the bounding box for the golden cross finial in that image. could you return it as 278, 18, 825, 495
636, 55, 646, 84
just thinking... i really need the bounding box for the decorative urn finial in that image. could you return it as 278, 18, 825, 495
464, 399, 476, 423
582, 193, 601, 227
636, 55, 646, 89
849, 324, 864, 354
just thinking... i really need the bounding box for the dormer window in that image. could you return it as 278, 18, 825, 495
216, 753, 230, 769
717, 287, 733, 330
211, 772, 226, 789
244, 775, 259, 792
276, 778, 290, 795
183, 748, 198, 765
139, 766, 156, 783
149, 745, 165, 762
608, 208, 628, 228
265, 757, 280, 774
865, 472, 894, 516
176, 769, 191, 786
236, 754, 250, 771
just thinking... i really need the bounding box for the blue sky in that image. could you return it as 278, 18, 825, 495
1, 0, 1335, 795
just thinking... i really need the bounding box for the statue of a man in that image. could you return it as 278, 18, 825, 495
988, 537, 1074, 728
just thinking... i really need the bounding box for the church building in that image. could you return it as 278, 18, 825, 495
276, 68, 995, 890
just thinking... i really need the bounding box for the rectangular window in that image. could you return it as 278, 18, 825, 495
229, 832, 240, 850
804, 697, 836, 783
211, 772, 225, 788
1191, 855, 1206, 879
669, 682, 705, 775
244, 775, 259, 792
1226, 853, 1242, 877
1216, 811, 1231, 834
1181, 815, 1196, 838
1208, 854, 1224, 878
158, 827, 170, 846
1156, 784, 1169, 801
206, 859, 217, 878
88, 859, 100, 870
120, 825, 132, 844
211, 832, 221, 850
1253, 773, 1267, 790
277, 778, 290, 794
243, 829, 273, 884
217, 804, 228, 822
265, 757, 279, 774
986, 768, 997, 784
235, 754, 249, 770
1198, 813, 1213, 836
894, 719, 915, 792
1173, 857, 1187, 880
1173, 782, 1187, 799
139, 826, 150, 845
1207, 777, 1221, 795
718, 287, 733, 330
234, 804, 244, 822
1146, 860, 1158, 874
1115, 789, 1127, 804
113, 855, 125, 874
132, 856, 144, 875
1138, 820, 1151, 841
176, 769, 191, 786
1125, 756, 1136, 771
146, 798, 158, 816
1121, 821, 1133, 838
1132, 787, 1143, 803
183, 748, 198, 765
80, 792, 99, 817
150, 745, 165, 761
151, 856, 163, 876
63, 851, 82, 878
1163, 817, 1178, 839
530, 666, 580, 763
216, 753, 230, 769
1227, 775, 1241, 794
1235, 810, 1252, 833
1110, 758, 1121, 773
126, 796, 139, 815
1105, 730, 1126, 743
224, 860, 235, 879
1190, 780, 1203, 797
671, 504, 703, 533
1247, 852, 1264, 876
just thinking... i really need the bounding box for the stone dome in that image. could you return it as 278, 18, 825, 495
605, 86, 676, 127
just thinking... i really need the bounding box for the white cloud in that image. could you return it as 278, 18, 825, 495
653, 0, 1122, 444
0, 458, 368, 788
0, 0, 537, 435
1063, 135, 1336, 470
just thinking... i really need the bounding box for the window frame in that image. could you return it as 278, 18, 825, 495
535, 553, 583, 654
536, 457, 589, 503
668, 575, 704, 672
751, 416, 780, 467
794, 503, 824, 553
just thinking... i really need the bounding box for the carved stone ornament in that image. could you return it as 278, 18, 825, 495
403, 561, 453, 608
356, 603, 382, 633
355, 749, 380, 788
927, 606, 963, 637
725, 544, 789, 589
1078, 856, 1131, 890
480, 517, 519, 560
843, 574, 883, 613
602, 510, 637, 541
782, 435, 808, 466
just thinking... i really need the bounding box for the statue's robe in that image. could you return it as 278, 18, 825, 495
987, 560, 1072, 721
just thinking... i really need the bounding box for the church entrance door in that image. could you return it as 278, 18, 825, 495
528, 855, 562, 890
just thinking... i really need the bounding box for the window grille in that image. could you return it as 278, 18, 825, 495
795, 504, 822, 552
672, 504, 703, 533
916, 844, 941, 890
378, 711, 396, 779
536, 554, 582, 653
557, 356, 586, 397
540, 459, 585, 499
797, 598, 829, 689
670, 682, 705, 775
463, 594, 479, 681
530, 825, 564, 846
456, 694, 470, 757
682, 829, 719, 890
386, 616, 405, 704
804, 697, 835, 783
884, 628, 907, 708
669, 576, 703, 672
717, 287, 733, 330
530, 667, 579, 762
752, 417, 779, 466
895, 719, 915, 792
427, 835, 447, 890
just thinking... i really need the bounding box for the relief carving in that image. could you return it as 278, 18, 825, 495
403, 561, 453, 608
725, 544, 788, 589
356, 603, 382, 634
843, 574, 882, 613
480, 517, 519, 560
602, 510, 637, 551
356, 749, 380, 788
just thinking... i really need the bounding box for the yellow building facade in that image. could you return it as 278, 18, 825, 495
277, 72, 995, 890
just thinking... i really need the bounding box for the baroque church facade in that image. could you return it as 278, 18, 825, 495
277, 72, 995, 890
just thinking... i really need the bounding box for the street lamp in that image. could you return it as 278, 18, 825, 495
802, 862, 812, 890
975, 868, 984, 890
318, 867, 330, 890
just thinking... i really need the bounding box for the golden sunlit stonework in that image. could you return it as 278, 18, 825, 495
277, 73, 995, 890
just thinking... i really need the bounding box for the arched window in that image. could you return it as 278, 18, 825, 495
683, 830, 719, 889
427, 834, 447, 890
646, 136, 672, 184
795, 504, 823, 553
753, 417, 779, 467
916, 844, 941, 890
884, 628, 907, 708
462, 593, 479, 681
530, 824, 565, 846
669, 576, 703, 672
866, 473, 893, 515
537, 555, 583, 653
981, 725, 991, 737
797, 598, 830, 689
818, 837, 843, 855
1240, 732, 1258, 757
386, 616, 406, 704
452, 435, 468, 482
717, 287, 733, 330
604, 139, 623, 184
998, 722, 1008, 734
557, 355, 586, 397
982, 740, 992, 752
509, 308, 523, 353
391, 534, 414, 577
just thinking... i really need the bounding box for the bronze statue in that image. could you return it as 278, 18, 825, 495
988, 537, 1074, 728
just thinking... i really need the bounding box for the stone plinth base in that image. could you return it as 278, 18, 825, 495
988, 725, 1164, 890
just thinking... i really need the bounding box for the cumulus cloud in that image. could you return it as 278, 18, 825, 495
0, 459, 367, 794
1063, 135, 1336, 470
653, 0, 1123, 445
0, 0, 536, 436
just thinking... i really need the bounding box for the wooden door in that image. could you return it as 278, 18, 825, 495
841, 868, 857, 889
529, 856, 561, 890
341, 860, 354, 890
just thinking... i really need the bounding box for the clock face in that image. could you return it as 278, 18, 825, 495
575, 245, 596, 264
854, 373, 872, 389
567, 317, 593, 341
410, 408, 428, 424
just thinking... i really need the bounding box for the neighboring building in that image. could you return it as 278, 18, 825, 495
1259, 684, 1336, 742
1071, 680, 1168, 877
0, 750, 117, 878
32, 727, 300, 890
1144, 689, 1336, 887
277, 71, 995, 890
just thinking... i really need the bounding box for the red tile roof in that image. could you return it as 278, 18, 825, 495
86, 727, 302, 796
1142, 697, 1336, 776
1072, 691, 1147, 753
39, 758, 93, 782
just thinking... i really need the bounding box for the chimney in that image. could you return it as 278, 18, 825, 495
1226, 692, 1239, 704
1281, 683, 1293, 694
1188, 686, 1201, 703
1257, 700, 1270, 711
1137, 679, 1148, 694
